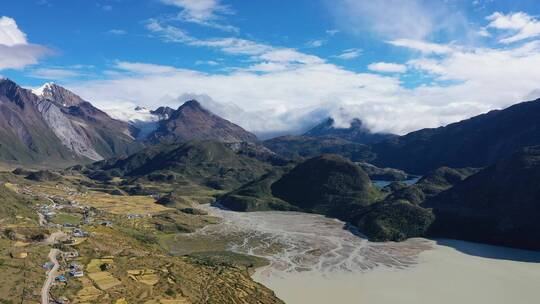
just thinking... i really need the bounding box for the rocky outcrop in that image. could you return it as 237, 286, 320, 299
150, 106, 174, 119
35, 98, 102, 160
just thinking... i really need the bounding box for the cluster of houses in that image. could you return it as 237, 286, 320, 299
53, 251, 84, 284
68, 262, 84, 278
39, 203, 61, 221
72, 228, 88, 238
127, 213, 144, 219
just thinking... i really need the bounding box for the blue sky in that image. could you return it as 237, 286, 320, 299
2, 0, 540, 135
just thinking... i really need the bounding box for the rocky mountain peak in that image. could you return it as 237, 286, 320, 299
182, 99, 202, 108
33, 82, 85, 107
147, 99, 258, 143
134, 106, 149, 112
150, 106, 174, 119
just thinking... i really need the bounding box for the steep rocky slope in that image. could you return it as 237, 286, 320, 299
0, 79, 83, 165
148, 100, 257, 143
33, 83, 142, 160
0, 79, 141, 167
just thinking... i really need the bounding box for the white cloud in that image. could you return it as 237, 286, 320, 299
193, 37, 272, 56
160, 0, 238, 32
327, 0, 451, 40
29, 68, 80, 79
195, 60, 219, 66
0, 16, 27, 46
0, 16, 49, 70
334, 48, 361, 60
108, 29, 127, 35
487, 12, 540, 44
477, 27, 491, 37
147, 20, 323, 66
326, 29, 339, 36
259, 49, 323, 64
388, 39, 453, 54
146, 19, 192, 42
114, 61, 180, 74
70, 34, 540, 137
306, 39, 326, 48
55, 6, 540, 137
368, 62, 407, 73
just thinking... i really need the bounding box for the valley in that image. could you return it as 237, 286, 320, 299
0, 77, 539, 303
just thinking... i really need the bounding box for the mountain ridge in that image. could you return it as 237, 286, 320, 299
372, 97, 540, 173
147, 99, 258, 144
304, 117, 396, 144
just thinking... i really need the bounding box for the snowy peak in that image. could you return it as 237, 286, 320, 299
150, 106, 174, 120
134, 106, 150, 112
31, 82, 55, 97
32, 82, 85, 107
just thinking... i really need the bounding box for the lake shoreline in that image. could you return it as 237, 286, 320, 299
252, 238, 540, 304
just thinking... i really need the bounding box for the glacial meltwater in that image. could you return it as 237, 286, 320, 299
177, 204, 540, 304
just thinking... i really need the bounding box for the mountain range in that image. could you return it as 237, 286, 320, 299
2, 78, 540, 251
4, 78, 540, 178
0, 79, 258, 167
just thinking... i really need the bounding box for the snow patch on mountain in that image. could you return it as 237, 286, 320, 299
31, 82, 55, 97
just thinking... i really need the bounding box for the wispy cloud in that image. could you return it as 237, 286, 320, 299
326, 29, 339, 36
388, 39, 453, 54
487, 12, 540, 44
114, 61, 180, 74
334, 48, 361, 60
306, 39, 326, 48
108, 29, 127, 35
328, 0, 437, 39
195, 60, 219, 66
28, 64, 94, 80
29, 68, 80, 79
160, 0, 238, 32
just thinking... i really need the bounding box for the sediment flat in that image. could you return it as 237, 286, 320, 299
254, 239, 540, 304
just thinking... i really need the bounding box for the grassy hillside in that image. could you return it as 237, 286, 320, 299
83, 140, 274, 192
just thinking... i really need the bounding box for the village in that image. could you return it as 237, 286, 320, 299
1, 175, 261, 304
4, 182, 162, 304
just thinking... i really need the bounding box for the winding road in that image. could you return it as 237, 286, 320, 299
41, 248, 60, 304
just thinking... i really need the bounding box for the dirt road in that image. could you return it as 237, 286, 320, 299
41, 248, 60, 304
